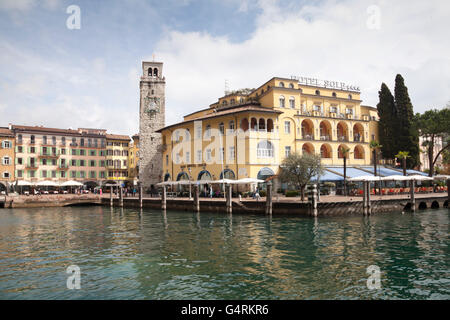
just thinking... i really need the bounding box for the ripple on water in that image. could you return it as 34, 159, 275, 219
0, 207, 448, 300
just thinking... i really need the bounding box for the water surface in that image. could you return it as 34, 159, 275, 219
0, 206, 448, 299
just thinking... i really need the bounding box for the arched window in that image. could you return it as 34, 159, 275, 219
153, 68, 158, 77
205, 125, 211, 138
17, 134, 22, 144
239, 97, 244, 103
315, 90, 321, 95
289, 83, 294, 89
197, 170, 212, 181
31, 135, 35, 144
229, 120, 235, 132
279, 82, 285, 88
289, 96, 295, 108
257, 140, 274, 158
148, 68, 152, 76
279, 95, 285, 108
267, 119, 274, 132
219, 122, 224, 135
302, 143, 314, 155
250, 118, 258, 131
230, 99, 235, 105
354, 145, 365, 159
320, 144, 332, 158
222, 100, 227, 106
177, 172, 189, 181
258, 118, 266, 131
348, 94, 352, 99
240, 118, 249, 131
220, 169, 235, 180
332, 92, 337, 97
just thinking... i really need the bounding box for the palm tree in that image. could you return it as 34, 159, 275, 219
395, 151, 410, 176
370, 140, 382, 194
340, 146, 351, 196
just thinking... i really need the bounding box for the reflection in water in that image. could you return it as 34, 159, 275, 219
0, 207, 448, 300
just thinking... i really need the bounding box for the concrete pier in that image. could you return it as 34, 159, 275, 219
265, 181, 273, 215
193, 184, 200, 212
226, 184, 232, 214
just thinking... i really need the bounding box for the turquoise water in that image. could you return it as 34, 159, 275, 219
0, 206, 448, 300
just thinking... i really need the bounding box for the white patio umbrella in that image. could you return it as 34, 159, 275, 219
211, 179, 236, 184
409, 175, 433, 181
380, 175, 413, 181
16, 180, 33, 186
235, 178, 265, 184
349, 175, 383, 182
60, 180, 84, 187
35, 180, 60, 187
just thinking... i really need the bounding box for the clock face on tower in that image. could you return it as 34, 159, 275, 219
144, 95, 160, 119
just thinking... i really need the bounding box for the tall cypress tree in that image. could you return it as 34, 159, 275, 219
394, 74, 419, 168
377, 83, 398, 159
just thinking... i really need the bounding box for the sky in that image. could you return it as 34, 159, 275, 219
0, 0, 449, 135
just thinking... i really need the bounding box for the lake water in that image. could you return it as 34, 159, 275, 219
0, 206, 448, 300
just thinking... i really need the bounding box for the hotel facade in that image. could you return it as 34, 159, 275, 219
157, 77, 380, 188
0, 127, 15, 188
0, 125, 134, 189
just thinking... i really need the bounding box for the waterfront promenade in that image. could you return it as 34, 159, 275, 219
1, 192, 448, 216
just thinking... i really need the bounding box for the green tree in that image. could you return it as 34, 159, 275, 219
415, 107, 450, 176
395, 151, 410, 176
280, 152, 324, 201
370, 140, 382, 194
377, 83, 398, 160
394, 74, 420, 168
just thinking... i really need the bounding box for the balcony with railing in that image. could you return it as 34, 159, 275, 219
25, 162, 38, 169
39, 151, 60, 158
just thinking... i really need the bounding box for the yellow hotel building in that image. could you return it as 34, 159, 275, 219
157, 77, 379, 188
106, 134, 131, 184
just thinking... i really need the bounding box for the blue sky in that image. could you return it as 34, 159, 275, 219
1, 0, 449, 135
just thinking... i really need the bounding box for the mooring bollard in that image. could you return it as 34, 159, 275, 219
363, 181, 367, 209
138, 182, 143, 209
193, 184, 200, 212
447, 179, 450, 205
266, 181, 273, 215
367, 181, 371, 215
119, 186, 123, 207
226, 184, 232, 214
110, 186, 113, 207
410, 179, 416, 212
308, 184, 318, 217
161, 186, 167, 211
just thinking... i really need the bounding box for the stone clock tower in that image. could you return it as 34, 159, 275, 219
138, 61, 165, 188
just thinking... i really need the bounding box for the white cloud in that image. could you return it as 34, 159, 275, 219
156, 0, 450, 127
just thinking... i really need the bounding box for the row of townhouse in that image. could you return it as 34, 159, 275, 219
0, 125, 139, 191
